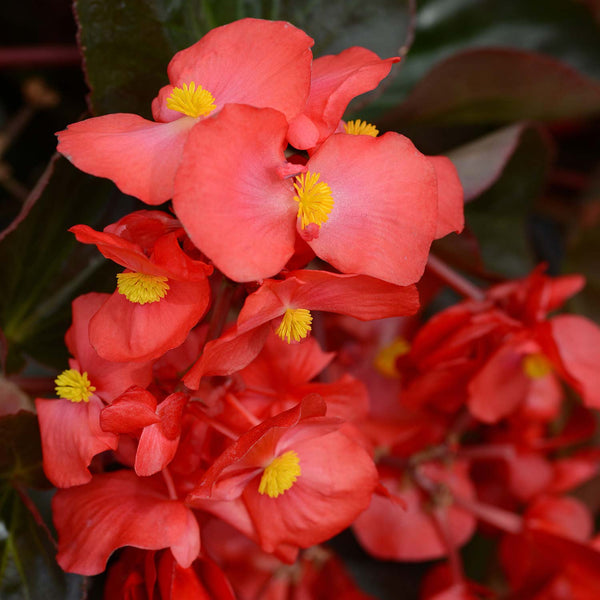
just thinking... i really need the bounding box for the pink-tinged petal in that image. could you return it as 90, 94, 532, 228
53, 470, 200, 575
66, 293, 153, 401
288, 47, 399, 150
104, 210, 182, 250
90, 278, 210, 362
305, 133, 438, 285
153, 19, 313, 123
183, 324, 270, 388
57, 114, 195, 205
428, 156, 464, 239
173, 105, 298, 282
100, 387, 160, 434
244, 429, 378, 552
526, 495, 593, 541
543, 315, 600, 409
135, 392, 187, 476
467, 340, 532, 423
35, 396, 118, 488
151, 233, 213, 280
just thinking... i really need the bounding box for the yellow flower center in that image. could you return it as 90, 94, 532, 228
276, 308, 312, 344
293, 172, 334, 229
116, 272, 169, 305
55, 369, 96, 403
522, 353, 553, 379
374, 337, 411, 378
258, 451, 301, 498
344, 119, 379, 137
166, 81, 216, 118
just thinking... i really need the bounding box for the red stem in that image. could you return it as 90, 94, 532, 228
0, 45, 81, 68
426, 254, 486, 302
188, 402, 238, 440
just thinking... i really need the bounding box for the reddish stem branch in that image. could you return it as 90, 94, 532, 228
426, 254, 486, 302
188, 402, 238, 440
0, 45, 80, 68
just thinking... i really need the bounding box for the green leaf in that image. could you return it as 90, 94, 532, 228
465, 126, 553, 276
0, 412, 47, 489
0, 156, 124, 374
0, 488, 83, 600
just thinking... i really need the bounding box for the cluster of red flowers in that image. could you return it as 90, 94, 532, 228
35, 17, 600, 599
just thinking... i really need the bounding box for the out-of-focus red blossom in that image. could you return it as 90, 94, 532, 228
53, 470, 200, 576
188, 396, 378, 557
104, 548, 235, 600
353, 460, 476, 561
35, 293, 153, 488
70, 211, 212, 362
184, 268, 419, 387
402, 268, 600, 422
202, 519, 374, 600
56, 19, 314, 205
420, 563, 494, 600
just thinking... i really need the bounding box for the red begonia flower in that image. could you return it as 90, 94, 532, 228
173, 104, 439, 284
71, 214, 212, 362
57, 19, 313, 205
53, 470, 200, 575
184, 269, 418, 387
286, 46, 399, 150
187, 396, 378, 553
35, 293, 152, 488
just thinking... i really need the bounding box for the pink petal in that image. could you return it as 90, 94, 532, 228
305, 133, 438, 285
153, 19, 313, 123
428, 156, 464, 239
173, 105, 298, 282
53, 470, 200, 575
288, 47, 399, 150
57, 114, 195, 205
100, 387, 160, 433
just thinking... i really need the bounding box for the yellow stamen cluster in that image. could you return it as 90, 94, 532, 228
344, 119, 379, 137
55, 369, 96, 403
374, 337, 411, 378
117, 272, 169, 305
258, 450, 301, 498
166, 81, 216, 118
522, 353, 553, 379
293, 172, 334, 229
276, 308, 313, 344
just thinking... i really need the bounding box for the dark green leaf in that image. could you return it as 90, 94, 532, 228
465, 126, 553, 276
0, 488, 83, 600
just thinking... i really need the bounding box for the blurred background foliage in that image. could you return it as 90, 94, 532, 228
0, 0, 599, 597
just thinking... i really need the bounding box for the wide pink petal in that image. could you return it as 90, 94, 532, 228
57, 114, 195, 205
544, 315, 600, 409
428, 156, 464, 239
153, 19, 313, 123
288, 47, 399, 150
35, 396, 118, 488
89, 278, 210, 362
305, 133, 438, 285
53, 470, 200, 575
66, 293, 153, 401
173, 105, 298, 282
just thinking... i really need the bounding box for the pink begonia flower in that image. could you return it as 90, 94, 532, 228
56, 19, 314, 205
174, 103, 443, 284
35, 293, 153, 488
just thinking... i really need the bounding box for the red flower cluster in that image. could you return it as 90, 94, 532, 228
35, 15, 600, 600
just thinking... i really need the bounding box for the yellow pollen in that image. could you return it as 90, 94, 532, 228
293, 172, 334, 229
166, 81, 216, 118
276, 308, 312, 344
117, 272, 169, 305
374, 337, 411, 378
258, 451, 301, 498
344, 119, 379, 137
55, 369, 96, 403
522, 353, 553, 379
